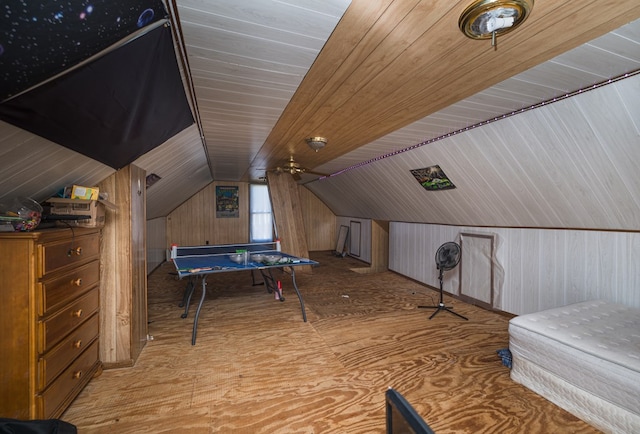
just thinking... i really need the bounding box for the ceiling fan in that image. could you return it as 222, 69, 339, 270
269, 156, 327, 181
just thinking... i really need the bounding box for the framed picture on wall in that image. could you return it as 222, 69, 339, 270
216, 186, 239, 218
410, 165, 456, 191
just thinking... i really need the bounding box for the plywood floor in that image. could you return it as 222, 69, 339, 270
62, 252, 599, 433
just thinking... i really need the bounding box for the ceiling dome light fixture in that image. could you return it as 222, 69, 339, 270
459, 0, 533, 49
306, 136, 327, 152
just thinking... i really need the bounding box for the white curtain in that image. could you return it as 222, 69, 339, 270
250, 184, 273, 242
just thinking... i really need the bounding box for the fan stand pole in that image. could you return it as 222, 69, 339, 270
418, 267, 468, 320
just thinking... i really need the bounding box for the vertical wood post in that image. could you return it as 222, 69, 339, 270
266, 172, 311, 273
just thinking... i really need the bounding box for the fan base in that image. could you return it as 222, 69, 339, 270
418, 302, 468, 320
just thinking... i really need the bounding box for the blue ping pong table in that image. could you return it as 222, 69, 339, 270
172, 242, 318, 345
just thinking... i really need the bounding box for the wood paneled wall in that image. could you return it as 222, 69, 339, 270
267, 172, 309, 268
389, 222, 640, 315
332, 217, 389, 271
98, 164, 147, 368
146, 217, 167, 273
166, 181, 249, 247
337, 217, 372, 263
370, 220, 389, 272
129, 165, 147, 364
299, 186, 336, 251
162, 180, 336, 255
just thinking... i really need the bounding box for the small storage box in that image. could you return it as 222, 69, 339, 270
47, 198, 113, 228
70, 185, 99, 200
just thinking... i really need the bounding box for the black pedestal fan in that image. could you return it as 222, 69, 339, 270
418, 241, 468, 320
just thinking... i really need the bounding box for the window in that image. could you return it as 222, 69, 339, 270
249, 184, 273, 243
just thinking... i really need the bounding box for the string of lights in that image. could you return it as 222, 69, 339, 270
321, 69, 640, 180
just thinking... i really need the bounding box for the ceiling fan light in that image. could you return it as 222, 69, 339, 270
306, 136, 327, 152
459, 0, 533, 40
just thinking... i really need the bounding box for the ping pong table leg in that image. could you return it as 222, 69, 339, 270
251, 269, 264, 286
192, 275, 207, 345
260, 269, 283, 300
289, 267, 307, 322
180, 276, 196, 318
179, 275, 191, 308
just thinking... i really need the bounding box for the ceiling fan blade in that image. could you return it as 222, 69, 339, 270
268, 156, 327, 180
265, 167, 284, 177
303, 169, 329, 177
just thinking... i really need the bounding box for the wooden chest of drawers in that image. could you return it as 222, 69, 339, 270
0, 227, 102, 419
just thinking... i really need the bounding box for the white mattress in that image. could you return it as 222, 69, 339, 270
509, 300, 640, 433
512, 356, 640, 433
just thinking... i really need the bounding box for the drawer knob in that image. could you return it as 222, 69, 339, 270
72, 278, 83, 286
73, 339, 82, 349
73, 370, 83, 380
67, 246, 83, 256
72, 309, 83, 318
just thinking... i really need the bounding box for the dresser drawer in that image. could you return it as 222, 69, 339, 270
41, 233, 100, 276
40, 288, 99, 353
0, 228, 101, 419
39, 260, 100, 316
37, 339, 100, 419
38, 313, 99, 390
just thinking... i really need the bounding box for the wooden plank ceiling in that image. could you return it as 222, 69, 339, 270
171, 0, 640, 182
2, 0, 639, 222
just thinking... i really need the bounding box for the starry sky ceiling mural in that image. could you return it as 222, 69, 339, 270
0, 1, 194, 170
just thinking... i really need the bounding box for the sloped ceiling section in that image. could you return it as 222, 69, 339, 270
1, 0, 640, 229
306, 73, 640, 231
0, 1, 193, 170
0, 26, 194, 169
313, 19, 640, 177
244, 1, 640, 181
133, 124, 212, 219
0, 121, 115, 205
173, 0, 352, 181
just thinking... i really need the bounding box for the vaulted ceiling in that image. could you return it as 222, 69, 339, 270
1, 0, 639, 228
170, 0, 640, 182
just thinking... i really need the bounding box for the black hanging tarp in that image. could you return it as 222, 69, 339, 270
0, 25, 194, 169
